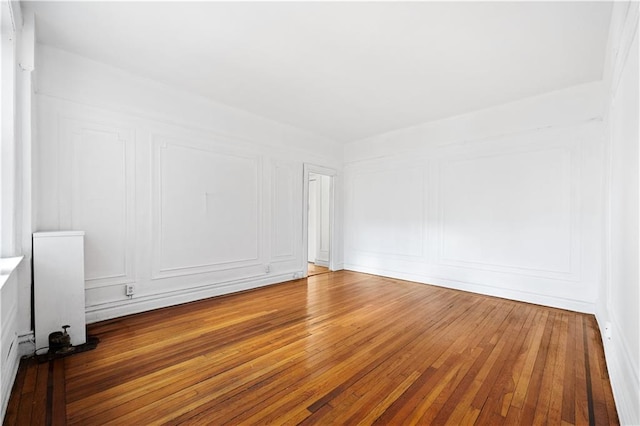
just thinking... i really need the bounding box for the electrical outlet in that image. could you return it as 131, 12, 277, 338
265, 264, 271, 273
605, 322, 612, 340
125, 284, 135, 296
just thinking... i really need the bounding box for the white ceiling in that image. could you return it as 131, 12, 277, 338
25, 1, 612, 143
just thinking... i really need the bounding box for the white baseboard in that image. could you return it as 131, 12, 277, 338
343, 264, 595, 313
85, 272, 300, 324
313, 259, 329, 268
595, 311, 640, 425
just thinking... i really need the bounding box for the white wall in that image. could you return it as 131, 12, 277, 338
33, 45, 343, 325
344, 82, 606, 313
25, 13, 637, 424
0, 1, 33, 420
1, 3, 15, 258
598, 2, 639, 424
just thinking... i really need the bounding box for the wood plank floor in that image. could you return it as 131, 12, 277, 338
4, 271, 618, 425
307, 263, 330, 276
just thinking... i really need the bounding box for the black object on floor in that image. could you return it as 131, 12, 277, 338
36, 335, 100, 363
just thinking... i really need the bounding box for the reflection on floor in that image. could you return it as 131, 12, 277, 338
307, 263, 329, 276
4, 271, 617, 424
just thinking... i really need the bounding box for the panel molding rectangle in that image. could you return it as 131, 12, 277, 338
434, 144, 581, 282
347, 165, 427, 261
58, 116, 136, 289
271, 160, 299, 261
151, 134, 263, 279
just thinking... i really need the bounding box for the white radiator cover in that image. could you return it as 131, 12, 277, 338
33, 231, 86, 350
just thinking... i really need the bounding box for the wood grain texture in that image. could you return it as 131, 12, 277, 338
3, 271, 618, 425
307, 263, 330, 276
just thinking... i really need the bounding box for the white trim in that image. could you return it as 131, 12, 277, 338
610, 2, 639, 97
150, 134, 263, 279
33, 230, 85, 238
33, 56, 342, 164
344, 264, 596, 314
599, 3, 640, 424
595, 310, 640, 426
0, 256, 22, 288
85, 272, 299, 324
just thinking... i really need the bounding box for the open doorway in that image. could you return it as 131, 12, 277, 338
303, 164, 336, 277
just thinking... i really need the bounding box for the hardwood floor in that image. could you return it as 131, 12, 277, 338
307, 263, 330, 276
4, 271, 618, 425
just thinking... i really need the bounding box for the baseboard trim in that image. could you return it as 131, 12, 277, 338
332, 262, 344, 271
595, 310, 640, 425
85, 272, 300, 324
343, 264, 595, 313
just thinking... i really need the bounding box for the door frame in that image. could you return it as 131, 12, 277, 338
302, 163, 337, 276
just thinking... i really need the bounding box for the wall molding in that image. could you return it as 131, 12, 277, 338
302, 164, 339, 273
344, 116, 603, 167
595, 310, 640, 425
58, 116, 136, 288
345, 263, 595, 314
34, 46, 341, 163
344, 120, 600, 312
150, 134, 263, 279
85, 272, 298, 324
599, 4, 640, 424
435, 145, 581, 281
270, 160, 298, 261
610, 2, 639, 97
36, 93, 334, 336
347, 165, 427, 261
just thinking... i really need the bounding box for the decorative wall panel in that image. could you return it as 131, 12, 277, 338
272, 162, 297, 259
60, 118, 135, 288
344, 122, 597, 312
152, 136, 261, 277
437, 147, 579, 280
350, 167, 425, 258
